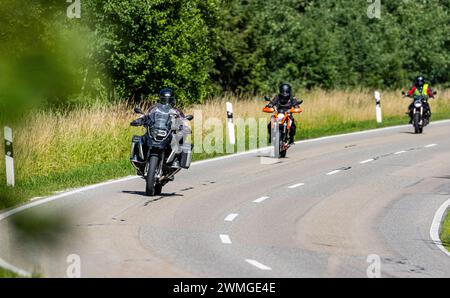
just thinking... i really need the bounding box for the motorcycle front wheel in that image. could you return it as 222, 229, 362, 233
279, 132, 287, 158
413, 113, 422, 134
146, 155, 160, 196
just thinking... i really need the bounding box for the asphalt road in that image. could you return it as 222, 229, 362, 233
1, 121, 450, 277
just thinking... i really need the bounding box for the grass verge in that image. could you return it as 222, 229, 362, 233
440, 210, 450, 252
0, 268, 20, 278
0, 89, 449, 211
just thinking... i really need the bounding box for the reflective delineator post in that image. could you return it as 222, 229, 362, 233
4, 126, 14, 187
271, 121, 280, 158
226, 102, 235, 145
375, 91, 382, 124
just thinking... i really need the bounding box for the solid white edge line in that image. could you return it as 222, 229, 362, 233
430, 199, 450, 257
0, 175, 139, 221
219, 234, 232, 244
224, 213, 239, 222
0, 259, 31, 277
288, 183, 305, 189
425, 144, 438, 148
326, 170, 341, 176
253, 196, 269, 203
360, 159, 374, 164
394, 150, 406, 155
245, 259, 272, 270
1, 119, 450, 275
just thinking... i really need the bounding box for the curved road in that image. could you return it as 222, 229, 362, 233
1, 121, 450, 277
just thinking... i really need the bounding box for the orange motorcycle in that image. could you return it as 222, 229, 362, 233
263, 99, 302, 158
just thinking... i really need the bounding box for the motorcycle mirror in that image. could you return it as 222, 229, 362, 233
298, 99, 304, 105
264, 96, 270, 101
185, 115, 194, 121
401, 91, 406, 96
134, 106, 143, 114
433, 91, 437, 95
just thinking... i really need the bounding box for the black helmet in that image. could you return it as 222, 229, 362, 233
159, 88, 176, 105
415, 75, 425, 88
279, 83, 292, 103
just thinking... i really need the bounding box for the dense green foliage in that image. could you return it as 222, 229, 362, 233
1, 0, 449, 107
215, 0, 450, 93
83, 0, 219, 105
0, 0, 86, 123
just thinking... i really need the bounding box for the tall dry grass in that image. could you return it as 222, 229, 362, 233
193, 89, 450, 132
1, 89, 449, 183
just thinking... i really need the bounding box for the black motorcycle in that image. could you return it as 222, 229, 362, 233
130, 104, 193, 196
403, 91, 436, 134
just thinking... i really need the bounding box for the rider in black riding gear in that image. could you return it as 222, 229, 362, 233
131, 88, 187, 169
266, 83, 303, 144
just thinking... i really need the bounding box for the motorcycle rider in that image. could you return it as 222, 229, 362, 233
265, 83, 303, 144
148, 88, 185, 117
405, 75, 434, 123
131, 88, 189, 169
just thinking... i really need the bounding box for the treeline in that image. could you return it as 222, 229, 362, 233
1, 0, 449, 111
215, 0, 450, 93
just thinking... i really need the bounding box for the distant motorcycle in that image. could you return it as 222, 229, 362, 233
263, 97, 302, 158
402, 91, 436, 134
130, 104, 193, 196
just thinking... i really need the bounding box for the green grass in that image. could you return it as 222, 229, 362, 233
2, 112, 450, 212
0, 94, 450, 212
0, 268, 20, 278
440, 210, 450, 252
0, 267, 41, 278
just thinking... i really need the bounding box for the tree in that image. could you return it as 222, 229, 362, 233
84, 0, 220, 105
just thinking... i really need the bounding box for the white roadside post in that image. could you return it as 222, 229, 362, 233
271, 120, 280, 158
4, 126, 15, 187
226, 102, 235, 145
375, 91, 382, 124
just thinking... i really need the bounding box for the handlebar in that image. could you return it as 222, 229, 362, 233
262, 106, 302, 114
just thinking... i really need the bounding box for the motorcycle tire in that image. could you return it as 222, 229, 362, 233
413, 113, 421, 134
155, 183, 162, 195
146, 155, 159, 196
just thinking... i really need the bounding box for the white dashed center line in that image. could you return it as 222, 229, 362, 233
288, 183, 305, 189
394, 150, 406, 155
359, 159, 374, 164
326, 170, 341, 176
220, 234, 232, 244
224, 213, 239, 222
425, 144, 437, 148
245, 259, 272, 271
253, 196, 269, 203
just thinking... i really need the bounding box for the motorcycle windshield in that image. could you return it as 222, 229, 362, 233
148, 104, 172, 130
414, 95, 426, 101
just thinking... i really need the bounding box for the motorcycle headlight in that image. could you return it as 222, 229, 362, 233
414, 101, 422, 108
151, 128, 168, 140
